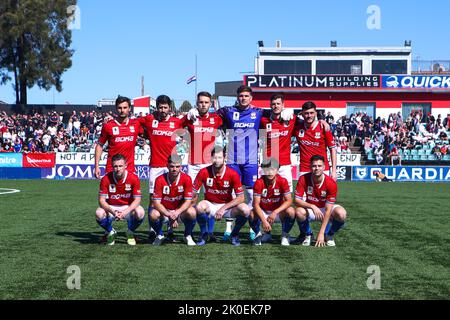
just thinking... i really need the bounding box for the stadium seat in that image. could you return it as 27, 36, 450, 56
418, 149, 426, 156
444, 155, 450, 161
422, 145, 429, 150
428, 155, 437, 161
425, 149, 432, 155
420, 155, 428, 161
412, 155, 421, 161
403, 149, 411, 156
403, 155, 410, 161
411, 150, 418, 156
367, 153, 375, 161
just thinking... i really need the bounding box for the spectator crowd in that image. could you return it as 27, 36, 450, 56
1, 108, 449, 165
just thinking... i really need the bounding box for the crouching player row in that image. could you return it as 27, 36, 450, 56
95, 152, 346, 247
249, 155, 347, 247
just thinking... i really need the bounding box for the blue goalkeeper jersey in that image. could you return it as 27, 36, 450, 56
217, 105, 265, 165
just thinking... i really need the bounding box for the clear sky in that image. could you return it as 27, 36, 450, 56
1, 0, 449, 106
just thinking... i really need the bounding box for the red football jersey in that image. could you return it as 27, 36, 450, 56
98, 118, 140, 173
153, 172, 193, 210
253, 174, 291, 212
99, 171, 142, 206
138, 114, 185, 167
193, 165, 244, 204
293, 120, 335, 172
295, 173, 337, 208
182, 113, 223, 165
260, 115, 296, 166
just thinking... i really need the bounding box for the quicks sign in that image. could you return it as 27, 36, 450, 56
245, 75, 380, 89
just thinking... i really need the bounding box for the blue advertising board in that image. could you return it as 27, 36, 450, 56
352, 166, 450, 182
382, 75, 450, 89
0, 153, 23, 168
41, 165, 189, 180
0, 167, 42, 179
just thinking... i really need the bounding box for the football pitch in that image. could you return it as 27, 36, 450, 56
0, 180, 449, 300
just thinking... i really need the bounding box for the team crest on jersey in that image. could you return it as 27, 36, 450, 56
251, 112, 257, 120
163, 186, 170, 195
210, 118, 215, 124
130, 126, 135, 133
262, 189, 268, 197
206, 178, 214, 187
274, 189, 280, 196
233, 112, 240, 121
178, 186, 184, 192
125, 184, 131, 191
266, 124, 272, 132
315, 132, 321, 139
307, 186, 313, 194
112, 127, 119, 135
298, 130, 305, 138
152, 120, 159, 128
109, 184, 116, 193
321, 191, 327, 197
169, 122, 175, 129
223, 181, 230, 188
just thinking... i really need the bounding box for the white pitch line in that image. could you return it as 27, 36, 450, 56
0, 188, 21, 195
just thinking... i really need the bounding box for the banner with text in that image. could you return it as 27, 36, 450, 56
352, 166, 450, 182
0, 153, 23, 168
23, 153, 56, 168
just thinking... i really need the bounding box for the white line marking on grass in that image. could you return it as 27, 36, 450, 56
0, 188, 21, 195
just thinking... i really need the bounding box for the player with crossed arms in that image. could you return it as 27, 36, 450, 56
96, 154, 145, 245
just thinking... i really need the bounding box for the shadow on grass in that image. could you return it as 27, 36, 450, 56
55, 230, 284, 246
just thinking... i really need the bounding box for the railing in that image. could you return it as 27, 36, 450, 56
412, 60, 450, 74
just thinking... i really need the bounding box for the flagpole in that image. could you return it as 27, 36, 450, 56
195, 54, 198, 99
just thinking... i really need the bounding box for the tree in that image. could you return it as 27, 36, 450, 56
179, 100, 192, 113
0, 0, 76, 105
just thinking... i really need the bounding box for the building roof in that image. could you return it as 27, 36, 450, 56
259, 46, 412, 56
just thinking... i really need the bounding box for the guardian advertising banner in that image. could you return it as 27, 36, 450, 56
352, 166, 450, 182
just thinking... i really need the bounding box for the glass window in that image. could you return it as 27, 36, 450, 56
264, 60, 312, 74
316, 60, 362, 75
402, 103, 431, 121
372, 60, 408, 74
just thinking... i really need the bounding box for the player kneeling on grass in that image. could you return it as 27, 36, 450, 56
149, 154, 197, 246
96, 154, 145, 246
193, 147, 251, 246
249, 158, 295, 246
294, 155, 347, 247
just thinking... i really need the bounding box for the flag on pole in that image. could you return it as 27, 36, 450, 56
186, 75, 197, 84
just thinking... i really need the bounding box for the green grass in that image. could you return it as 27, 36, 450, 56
0, 180, 449, 300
